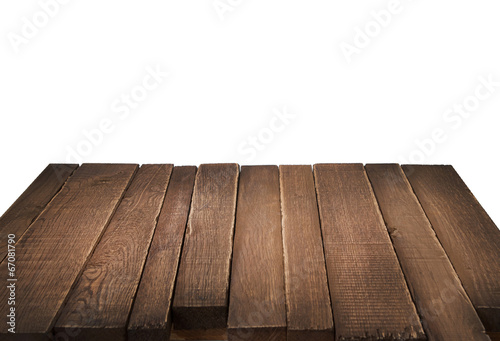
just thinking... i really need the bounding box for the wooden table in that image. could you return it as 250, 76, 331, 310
0, 164, 498, 341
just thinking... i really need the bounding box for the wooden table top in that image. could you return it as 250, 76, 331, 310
0, 164, 498, 341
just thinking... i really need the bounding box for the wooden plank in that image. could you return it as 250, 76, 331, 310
172, 163, 239, 330
170, 328, 227, 340
403, 165, 500, 333
54, 164, 173, 340
128, 166, 197, 341
227, 166, 286, 341
279, 165, 334, 341
0, 164, 78, 260
488, 333, 500, 341
313, 164, 425, 341
0, 163, 137, 340
366, 164, 489, 341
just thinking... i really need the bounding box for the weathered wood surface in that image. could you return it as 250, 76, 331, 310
128, 166, 197, 341
0, 164, 78, 261
403, 165, 500, 333
55, 164, 173, 340
280, 165, 334, 341
366, 164, 489, 341
172, 164, 239, 330
0, 163, 137, 340
0, 163, 498, 340
227, 166, 286, 341
314, 164, 425, 341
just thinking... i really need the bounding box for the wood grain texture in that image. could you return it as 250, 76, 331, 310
313, 164, 425, 341
128, 166, 197, 341
0, 164, 78, 261
172, 163, 239, 330
0, 163, 137, 340
279, 165, 334, 341
228, 166, 286, 341
403, 165, 500, 333
366, 164, 489, 341
54, 164, 173, 340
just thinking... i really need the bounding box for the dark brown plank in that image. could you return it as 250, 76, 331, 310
227, 166, 286, 341
313, 164, 425, 341
0, 164, 78, 260
403, 165, 500, 332
54, 164, 173, 340
488, 333, 500, 341
170, 328, 227, 340
172, 163, 239, 330
128, 166, 197, 341
0, 164, 137, 340
366, 164, 489, 341
279, 165, 334, 341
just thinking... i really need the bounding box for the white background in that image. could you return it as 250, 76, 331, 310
1, 1, 499, 226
